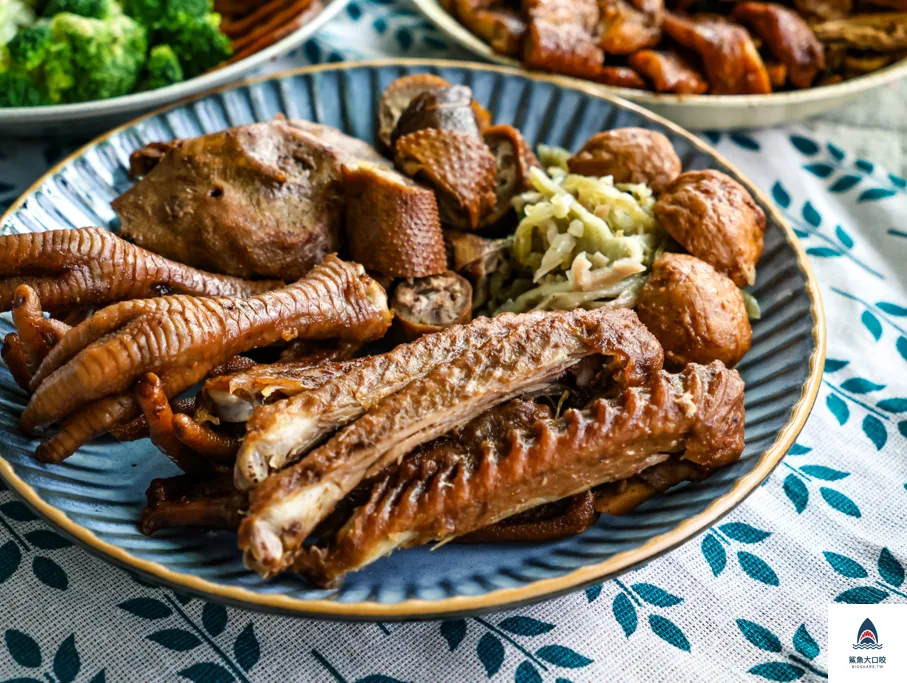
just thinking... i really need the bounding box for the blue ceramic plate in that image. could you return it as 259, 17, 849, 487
0, 60, 825, 620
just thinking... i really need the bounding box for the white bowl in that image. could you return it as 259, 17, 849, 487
0, 0, 350, 138
411, 0, 907, 130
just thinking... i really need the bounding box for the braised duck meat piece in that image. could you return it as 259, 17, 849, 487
597, 0, 664, 55
22, 257, 392, 462
128, 141, 178, 177
811, 13, 907, 51
141, 474, 246, 535
567, 128, 681, 194
481, 124, 541, 226
453, 0, 527, 56
293, 361, 744, 587
342, 162, 447, 278
732, 2, 825, 88
392, 272, 473, 340
444, 231, 512, 310
238, 308, 663, 577
394, 128, 497, 230
200, 358, 367, 424
390, 86, 483, 148
112, 121, 388, 281
627, 49, 709, 93
0, 228, 281, 314
654, 169, 765, 287
662, 12, 772, 94
636, 253, 752, 368
377, 75, 492, 150
522, 0, 605, 79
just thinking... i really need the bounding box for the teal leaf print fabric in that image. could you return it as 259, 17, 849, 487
1, 6, 906, 681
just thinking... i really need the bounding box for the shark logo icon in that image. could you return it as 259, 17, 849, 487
853, 618, 883, 650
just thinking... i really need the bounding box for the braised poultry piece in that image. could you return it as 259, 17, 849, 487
442, 0, 904, 93
1, 76, 769, 586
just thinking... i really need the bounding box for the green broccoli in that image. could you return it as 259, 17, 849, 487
141, 43, 182, 89
43, 0, 111, 19
0, 68, 49, 107
44, 12, 147, 103
121, 0, 209, 27
157, 12, 230, 79
7, 23, 52, 71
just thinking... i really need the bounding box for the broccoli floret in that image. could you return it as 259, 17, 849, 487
44, 12, 147, 103
141, 43, 182, 89
7, 24, 52, 70
44, 0, 111, 19
0, 68, 49, 107
157, 12, 230, 78
122, 0, 209, 27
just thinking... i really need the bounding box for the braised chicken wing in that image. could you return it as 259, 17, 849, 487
654, 169, 765, 287
662, 12, 772, 94
636, 253, 752, 367
568, 128, 681, 193
732, 2, 825, 88
522, 0, 605, 79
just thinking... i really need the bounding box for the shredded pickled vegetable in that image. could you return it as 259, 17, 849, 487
490, 148, 667, 314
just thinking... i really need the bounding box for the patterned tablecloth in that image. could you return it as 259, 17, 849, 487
1, 2, 906, 681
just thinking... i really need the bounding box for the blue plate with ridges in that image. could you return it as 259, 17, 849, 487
0, 60, 825, 620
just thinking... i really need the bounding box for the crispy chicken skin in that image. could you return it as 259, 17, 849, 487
636, 253, 752, 368
654, 169, 765, 287
453, 0, 527, 56
22, 257, 392, 461
112, 121, 387, 281
394, 128, 498, 230
293, 361, 745, 587
341, 162, 447, 278
0, 228, 281, 314
662, 12, 772, 94
238, 308, 664, 577
732, 3, 825, 88
568, 128, 681, 194
392, 272, 473, 340
627, 49, 709, 93
597, 0, 664, 55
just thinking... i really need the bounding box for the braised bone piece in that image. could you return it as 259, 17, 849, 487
21, 257, 392, 461
293, 361, 745, 587
342, 162, 447, 278
0, 228, 281, 314
662, 12, 772, 94
567, 128, 681, 194
238, 308, 664, 577
392, 272, 473, 340
732, 2, 825, 88
112, 121, 389, 281
627, 49, 709, 94
597, 0, 664, 55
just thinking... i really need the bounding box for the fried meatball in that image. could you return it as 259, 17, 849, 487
636, 253, 752, 368
654, 170, 765, 287
568, 128, 681, 194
